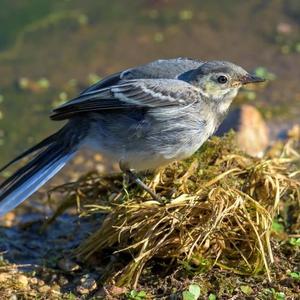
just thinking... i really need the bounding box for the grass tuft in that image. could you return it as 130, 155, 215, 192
49, 130, 300, 288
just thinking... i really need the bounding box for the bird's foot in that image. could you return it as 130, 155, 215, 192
127, 170, 161, 201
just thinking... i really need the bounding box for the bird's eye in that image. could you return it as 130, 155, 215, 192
217, 75, 228, 84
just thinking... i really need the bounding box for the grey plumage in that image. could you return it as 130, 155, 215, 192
80, 57, 203, 94
0, 58, 264, 215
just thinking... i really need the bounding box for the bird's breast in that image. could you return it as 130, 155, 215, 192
85, 107, 218, 171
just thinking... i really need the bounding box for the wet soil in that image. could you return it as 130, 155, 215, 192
0, 1, 299, 299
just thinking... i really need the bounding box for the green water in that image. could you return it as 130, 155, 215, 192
0, 0, 299, 165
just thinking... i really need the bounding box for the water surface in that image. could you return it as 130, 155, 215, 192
0, 0, 299, 165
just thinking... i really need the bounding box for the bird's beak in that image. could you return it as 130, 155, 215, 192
239, 74, 266, 85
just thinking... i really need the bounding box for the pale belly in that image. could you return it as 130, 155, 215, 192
84, 108, 217, 171
85, 123, 214, 171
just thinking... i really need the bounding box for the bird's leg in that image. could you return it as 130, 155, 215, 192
127, 169, 161, 200
119, 162, 161, 201
141, 170, 162, 197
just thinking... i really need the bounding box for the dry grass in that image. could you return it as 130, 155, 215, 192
49, 130, 300, 288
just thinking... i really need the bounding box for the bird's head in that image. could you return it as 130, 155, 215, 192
178, 60, 265, 103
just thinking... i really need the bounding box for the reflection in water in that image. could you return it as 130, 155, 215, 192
0, 0, 299, 165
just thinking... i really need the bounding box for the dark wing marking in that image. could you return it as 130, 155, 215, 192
51, 79, 200, 120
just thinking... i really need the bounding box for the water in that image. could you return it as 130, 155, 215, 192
0, 0, 299, 166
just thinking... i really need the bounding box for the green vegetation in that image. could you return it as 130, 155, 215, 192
182, 284, 201, 300
70, 133, 298, 288
126, 290, 147, 300
0, 1, 299, 298
33, 131, 299, 298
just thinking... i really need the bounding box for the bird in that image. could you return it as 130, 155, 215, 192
0, 58, 265, 216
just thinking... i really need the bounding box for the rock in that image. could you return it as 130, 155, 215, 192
58, 257, 80, 272
277, 22, 292, 34
216, 104, 269, 157
37, 279, 45, 286
30, 277, 38, 285
76, 273, 98, 295
95, 285, 128, 300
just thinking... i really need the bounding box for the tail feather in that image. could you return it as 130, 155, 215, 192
0, 130, 62, 173
0, 144, 61, 193
0, 123, 85, 216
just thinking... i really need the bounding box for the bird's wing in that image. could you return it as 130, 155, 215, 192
80, 57, 204, 94
80, 72, 124, 94
51, 79, 200, 120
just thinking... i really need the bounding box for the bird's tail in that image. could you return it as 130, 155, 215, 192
0, 121, 88, 216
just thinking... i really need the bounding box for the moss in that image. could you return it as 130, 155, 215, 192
46, 132, 300, 290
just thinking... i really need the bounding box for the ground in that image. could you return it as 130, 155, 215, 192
0, 1, 299, 299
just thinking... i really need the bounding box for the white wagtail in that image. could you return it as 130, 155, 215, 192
0, 58, 265, 215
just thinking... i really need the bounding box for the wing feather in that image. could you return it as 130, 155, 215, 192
80, 57, 203, 94
51, 79, 200, 120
